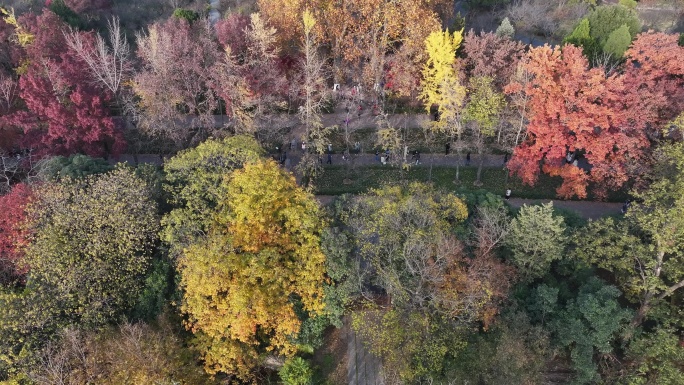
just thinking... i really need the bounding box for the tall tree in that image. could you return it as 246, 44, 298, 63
463, 76, 505, 186
295, 10, 330, 183
161, 135, 263, 257
179, 160, 326, 380
463, 30, 525, 90
420, 29, 467, 182
6, 11, 124, 157
506, 44, 649, 199
22, 167, 159, 327
573, 143, 684, 330
134, 17, 220, 147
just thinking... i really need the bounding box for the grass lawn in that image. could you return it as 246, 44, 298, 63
314, 164, 629, 202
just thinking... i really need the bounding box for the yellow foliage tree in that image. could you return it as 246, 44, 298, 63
420, 29, 467, 181
179, 160, 326, 381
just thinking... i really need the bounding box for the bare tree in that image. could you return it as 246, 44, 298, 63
64, 17, 131, 99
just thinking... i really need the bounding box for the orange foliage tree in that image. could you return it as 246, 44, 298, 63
505, 44, 651, 199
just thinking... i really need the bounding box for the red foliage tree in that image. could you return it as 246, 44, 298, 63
7, 11, 124, 157
506, 44, 650, 199
0, 183, 33, 284
622, 32, 684, 136
214, 13, 250, 61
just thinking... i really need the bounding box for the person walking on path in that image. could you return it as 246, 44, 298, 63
375, 150, 380, 162
505, 188, 511, 201
466, 152, 471, 166
327, 153, 332, 164
414, 151, 421, 165
503, 153, 509, 166
445, 142, 450, 155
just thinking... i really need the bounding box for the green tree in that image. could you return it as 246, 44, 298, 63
603, 24, 632, 58
573, 143, 684, 329
36, 154, 113, 181
505, 203, 567, 281
564, 18, 599, 59
279, 357, 314, 385
172, 8, 200, 23
179, 160, 326, 380
463, 76, 505, 185
24, 167, 159, 327
161, 135, 263, 256
587, 5, 641, 46
526, 278, 632, 384
495, 17, 515, 39
623, 328, 684, 385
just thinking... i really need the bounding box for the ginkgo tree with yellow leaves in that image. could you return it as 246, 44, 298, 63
179, 160, 327, 381
420, 28, 467, 182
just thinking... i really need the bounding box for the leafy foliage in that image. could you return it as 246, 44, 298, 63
0, 183, 32, 286
179, 160, 326, 380
36, 154, 113, 181
279, 357, 314, 385
505, 202, 567, 281
28, 320, 215, 385
161, 135, 263, 256
23, 167, 159, 327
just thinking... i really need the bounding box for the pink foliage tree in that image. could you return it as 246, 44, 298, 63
463, 30, 526, 89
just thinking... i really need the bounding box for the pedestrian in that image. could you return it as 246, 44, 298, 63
621, 199, 631, 214
375, 150, 380, 162
415, 151, 420, 165
302, 141, 307, 152
281, 152, 287, 165
328, 143, 333, 153
327, 153, 332, 164
505, 188, 511, 201
466, 152, 471, 166
503, 153, 509, 166
291, 138, 296, 150
445, 142, 450, 155
381, 155, 386, 165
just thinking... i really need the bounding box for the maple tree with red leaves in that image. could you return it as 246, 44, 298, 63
622, 32, 684, 137
505, 44, 650, 199
6, 11, 124, 157
0, 183, 33, 285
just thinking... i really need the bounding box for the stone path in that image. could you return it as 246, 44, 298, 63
346, 321, 384, 385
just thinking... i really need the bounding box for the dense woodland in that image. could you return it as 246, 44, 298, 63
0, 0, 683, 384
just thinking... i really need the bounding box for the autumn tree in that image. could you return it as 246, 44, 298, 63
28, 320, 214, 385
420, 29, 467, 181
295, 10, 330, 182
622, 32, 684, 139
6, 10, 125, 157
506, 44, 650, 199
0, 183, 33, 286
161, 135, 263, 257
0, 168, 158, 377
134, 17, 220, 147
179, 160, 326, 380
462, 30, 525, 90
